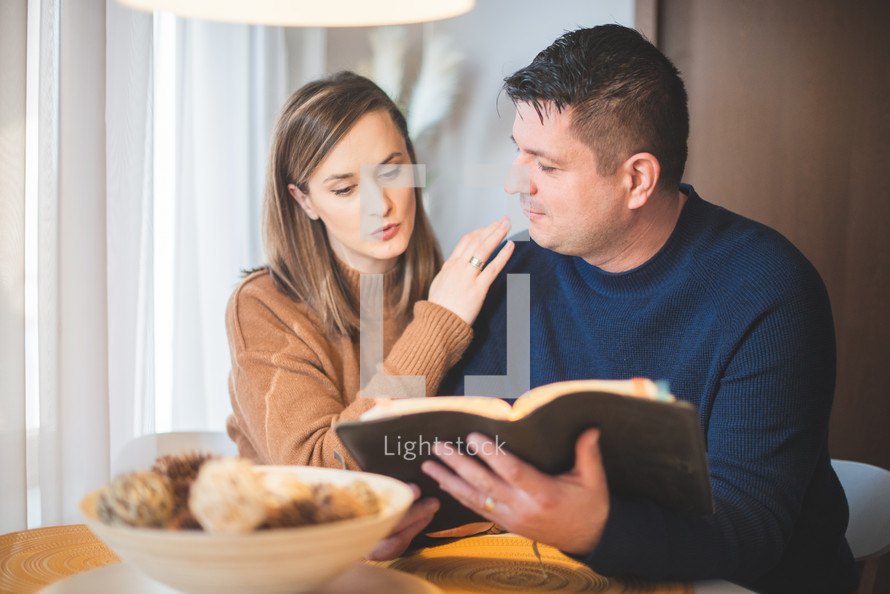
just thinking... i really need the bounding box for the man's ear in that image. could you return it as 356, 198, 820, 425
622, 153, 660, 210
288, 183, 319, 220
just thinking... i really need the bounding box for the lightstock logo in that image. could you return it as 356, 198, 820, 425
383, 434, 507, 461
358, 162, 532, 400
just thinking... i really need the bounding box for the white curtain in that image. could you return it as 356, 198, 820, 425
0, 0, 29, 535
106, 0, 156, 473
0, 0, 124, 535
8, 0, 156, 532
157, 18, 288, 432
0, 1, 292, 534
12, 0, 113, 531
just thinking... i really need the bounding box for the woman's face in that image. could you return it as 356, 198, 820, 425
290, 111, 417, 274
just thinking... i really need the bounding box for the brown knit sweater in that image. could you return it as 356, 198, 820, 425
225, 265, 473, 469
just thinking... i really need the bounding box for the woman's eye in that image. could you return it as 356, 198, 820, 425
378, 165, 402, 181
332, 185, 356, 196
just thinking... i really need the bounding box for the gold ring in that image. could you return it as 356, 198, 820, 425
469, 256, 485, 270
482, 496, 496, 512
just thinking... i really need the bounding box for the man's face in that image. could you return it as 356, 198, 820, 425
506, 101, 630, 268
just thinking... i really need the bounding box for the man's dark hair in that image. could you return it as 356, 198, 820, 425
504, 24, 689, 190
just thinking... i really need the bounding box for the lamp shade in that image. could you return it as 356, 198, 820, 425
116, 0, 475, 26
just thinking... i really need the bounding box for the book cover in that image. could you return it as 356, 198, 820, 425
334, 379, 712, 534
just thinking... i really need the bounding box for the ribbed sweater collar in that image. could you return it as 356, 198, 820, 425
335, 257, 404, 307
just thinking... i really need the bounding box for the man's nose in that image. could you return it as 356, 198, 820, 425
504, 162, 531, 195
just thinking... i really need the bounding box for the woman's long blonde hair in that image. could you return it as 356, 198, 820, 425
263, 71, 442, 337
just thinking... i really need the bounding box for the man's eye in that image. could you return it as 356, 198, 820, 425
537, 162, 556, 173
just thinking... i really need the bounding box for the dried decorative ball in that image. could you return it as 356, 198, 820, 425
259, 471, 317, 528
346, 479, 380, 516
309, 483, 369, 524
189, 458, 268, 534
95, 471, 176, 528
261, 497, 317, 529
261, 471, 315, 507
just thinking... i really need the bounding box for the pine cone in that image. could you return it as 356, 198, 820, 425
165, 505, 202, 530
152, 451, 215, 510
95, 471, 176, 528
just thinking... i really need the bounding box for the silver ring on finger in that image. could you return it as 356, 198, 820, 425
468, 256, 485, 270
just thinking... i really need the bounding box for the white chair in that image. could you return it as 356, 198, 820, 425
832, 459, 890, 594
111, 431, 239, 476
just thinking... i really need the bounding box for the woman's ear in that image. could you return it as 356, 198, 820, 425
288, 183, 319, 220
623, 153, 660, 210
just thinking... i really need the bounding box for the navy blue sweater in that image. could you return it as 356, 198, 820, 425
440, 185, 858, 593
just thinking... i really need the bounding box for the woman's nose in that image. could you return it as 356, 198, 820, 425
360, 176, 388, 218
378, 190, 394, 217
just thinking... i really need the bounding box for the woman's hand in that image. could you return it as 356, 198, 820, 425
365, 484, 439, 561
428, 216, 515, 325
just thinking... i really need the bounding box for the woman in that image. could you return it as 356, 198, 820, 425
226, 71, 513, 471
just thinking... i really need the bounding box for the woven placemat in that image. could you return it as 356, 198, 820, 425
387, 535, 692, 594
0, 524, 119, 594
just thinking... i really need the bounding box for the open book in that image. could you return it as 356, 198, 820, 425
334, 378, 712, 534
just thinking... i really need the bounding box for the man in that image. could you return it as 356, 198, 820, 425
415, 24, 856, 593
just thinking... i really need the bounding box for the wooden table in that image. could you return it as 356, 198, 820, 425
0, 524, 699, 593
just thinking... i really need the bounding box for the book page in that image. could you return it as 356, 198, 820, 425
357, 378, 674, 422
359, 396, 514, 421
509, 378, 671, 419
